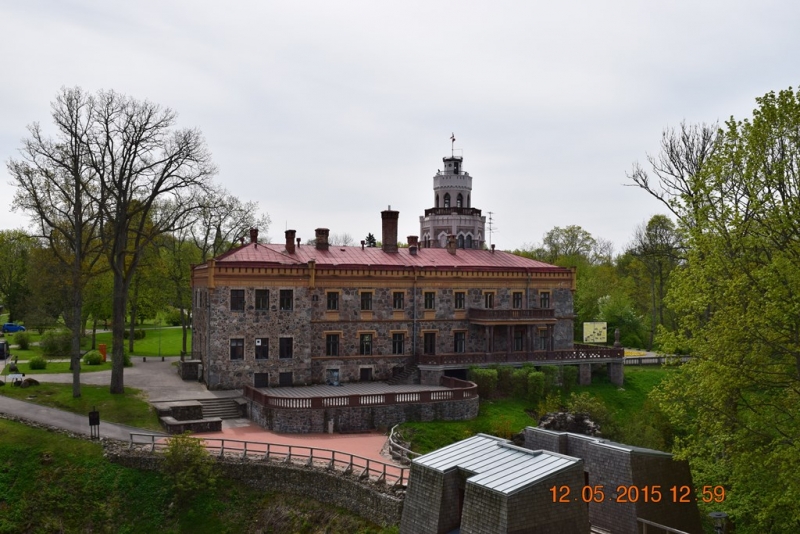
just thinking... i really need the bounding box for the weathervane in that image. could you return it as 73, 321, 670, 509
450, 132, 456, 156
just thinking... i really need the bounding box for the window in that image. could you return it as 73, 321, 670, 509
444, 193, 451, 208
359, 333, 372, 355
424, 291, 435, 310
255, 289, 269, 311
393, 291, 404, 310
514, 329, 524, 351
360, 292, 372, 311
423, 332, 436, 355
435, 195, 439, 208
466, 235, 473, 248
279, 337, 293, 358
539, 329, 549, 351
230, 289, 245, 311
392, 333, 405, 355
229, 338, 244, 360
279, 290, 293, 310
539, 291, 550, 308
513, 292, 523, 309
326, 334, 339, 356
457, 235, 464, 248
457, 193, 463, 208
279, 372, 293, 387
254, 373, 269, 387
484, 292, 495, 309
455, 292, 466, 309
255, 338, 269, 359
454, 332, 466, 353
326, 292, 339, 311
360, 368, 373, 382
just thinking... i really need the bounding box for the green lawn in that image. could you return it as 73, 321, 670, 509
401, 365, 676, 455
0, 383, 162, 431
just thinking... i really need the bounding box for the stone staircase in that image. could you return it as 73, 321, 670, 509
198, 398, 244, 420
387, 364, 420, 385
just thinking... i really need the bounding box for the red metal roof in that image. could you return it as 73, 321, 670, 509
205, 243, 564, 272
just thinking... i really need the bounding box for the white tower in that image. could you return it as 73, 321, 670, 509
419, 154, 486, 249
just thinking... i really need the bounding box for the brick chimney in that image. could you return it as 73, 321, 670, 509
249, 227, 258, 244
315, 228, 329, 251
407, 235, 418, 247
446, 234, 457, 255
381, 208, 399, 253
285, 229, 296, 254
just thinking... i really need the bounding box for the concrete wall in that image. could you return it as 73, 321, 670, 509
247, 395, 479, 433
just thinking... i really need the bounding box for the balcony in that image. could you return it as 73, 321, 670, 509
423, 207, 483, 217
418, 347, 624, 367
467, 308, 555, 324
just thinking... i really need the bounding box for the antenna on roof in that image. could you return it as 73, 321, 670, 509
450, 132, 455, 157
487, 211, 498, 248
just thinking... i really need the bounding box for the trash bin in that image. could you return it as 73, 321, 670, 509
98, 344, 107, 362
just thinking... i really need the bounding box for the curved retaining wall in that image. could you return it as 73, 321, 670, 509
246, 396, 479, 433
106, 445, 403, 526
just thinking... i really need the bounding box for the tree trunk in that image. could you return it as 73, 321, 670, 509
70, 278, 83, 399
109, 266, 128, 394
91, 317, 97, 350
128, 278, 138, 353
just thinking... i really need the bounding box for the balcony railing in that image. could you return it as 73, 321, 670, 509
419, 347, 624, 366
467, 308, 555, 322
243, 377, 477, 410
423, 207, 482, 217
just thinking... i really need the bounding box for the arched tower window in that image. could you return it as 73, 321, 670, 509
444, 193, 451, 208
435, 195, 439, 208
458, 235, 465, 248
457, 193, 463, 208
467, 194, 471, 208
466, 235, 473, 248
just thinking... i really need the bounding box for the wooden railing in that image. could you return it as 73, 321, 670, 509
128, 433, 409, 487
467, 308, 555, 321
243, 377, 478, 410
624, 356, 691, 366
419, 347, 624, 366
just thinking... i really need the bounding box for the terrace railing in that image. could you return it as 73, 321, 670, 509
419, 346, 624, 366
467, 308, 555, 322
128, 433, 409, 487
243, 377, 477, 410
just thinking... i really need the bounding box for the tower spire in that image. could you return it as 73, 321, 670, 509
450, 132, 455, 156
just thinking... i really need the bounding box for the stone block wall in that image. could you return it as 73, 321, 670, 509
247, 395, 479, 434
504, 464, 588, 534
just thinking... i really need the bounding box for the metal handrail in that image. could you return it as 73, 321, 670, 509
128, 433, 409, 487
637, 517, 691, 534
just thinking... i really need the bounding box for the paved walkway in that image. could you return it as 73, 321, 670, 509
0, 358, 403, 466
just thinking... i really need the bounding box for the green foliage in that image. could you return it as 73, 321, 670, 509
540, 365, 560, 393
40, 328, 72, 357
468, 368, 498, 398
597, 293, 646, 347
510, 368, 529, 398
526, 372, 545, 404
538, 392, 563, 414
28, 355, 47, 370
13, 331, 30, 350
83, 350, 103, 365
496, 366, 514, 395
164, 307, 183, 326
163, 432, 218, 507
562, 366, 579, 394
122, 328, 147, 340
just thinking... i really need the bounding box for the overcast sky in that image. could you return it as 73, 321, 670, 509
1, 1, 798, 253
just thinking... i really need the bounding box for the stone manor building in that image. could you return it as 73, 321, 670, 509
191, 154, 577, 390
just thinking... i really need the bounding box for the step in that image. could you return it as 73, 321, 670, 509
198, 398, 244, 419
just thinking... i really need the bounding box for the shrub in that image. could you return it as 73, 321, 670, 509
13, 331, 30, 350
83, 350, 103, 365
108, 345, 133, 367
510, 368, 530, 398
562, 366, 579, 394
40, 329, 72, 358
28, 355, 47, 370
527, 372, 545, 404
540, 365, 560, 393
468, 368, 498, 398
163, 432, 217, 506
122, 329, 146, 340
164, 307, 183, 327
496, 366, 514, 395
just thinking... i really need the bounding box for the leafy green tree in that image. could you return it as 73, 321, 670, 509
0, 230, 35, 322
638, 88, 800, 532
365, 233, 377, 247
162, 432, 217, 508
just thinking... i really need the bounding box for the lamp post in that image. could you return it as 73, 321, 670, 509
709, 512, 728, 534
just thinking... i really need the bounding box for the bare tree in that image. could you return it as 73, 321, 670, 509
329, 232, 354, 246
627, 121, 719, 229
8, 87, 105, 398
83, 90, 217, 394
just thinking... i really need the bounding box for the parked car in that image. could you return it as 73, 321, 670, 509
2, 323, 26, 334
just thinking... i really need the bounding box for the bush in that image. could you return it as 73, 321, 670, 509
562, 366, 579, 394
83, 350, 103, 366
122, 329, 146, 340
510, 368, 530, 398
496, 366, 514, 395
13, 331, 30, 350
28, 355, 47, 370
163, 432, 217, 507
164, 307, 183, 327
527, 372, 545, 404
468, 368, 498, 398
540, 365, 560, 393
40, 329, 72, 358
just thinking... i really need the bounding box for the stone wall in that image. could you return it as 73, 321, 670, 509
105, 445, 403, 527
247, 395, 479, 434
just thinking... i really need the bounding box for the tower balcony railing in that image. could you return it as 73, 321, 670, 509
424, 207, 483, 217
435, 170, 470, 176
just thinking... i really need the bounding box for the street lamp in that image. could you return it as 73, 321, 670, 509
708, 512, 728, 534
